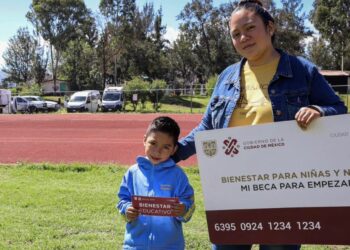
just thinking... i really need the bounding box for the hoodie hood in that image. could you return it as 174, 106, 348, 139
136, 156, 176, 170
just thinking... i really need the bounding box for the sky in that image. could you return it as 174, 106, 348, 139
0, 0, 314, 67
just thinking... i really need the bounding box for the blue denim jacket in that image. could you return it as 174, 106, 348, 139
175, 50, 347, 161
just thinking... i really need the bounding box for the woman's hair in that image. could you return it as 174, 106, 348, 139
232, 0, 276, 42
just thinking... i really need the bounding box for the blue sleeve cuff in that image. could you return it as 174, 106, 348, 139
308, 105, 324, 116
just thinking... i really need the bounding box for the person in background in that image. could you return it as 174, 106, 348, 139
117, 116, 195, 250
173, 0, 347, 249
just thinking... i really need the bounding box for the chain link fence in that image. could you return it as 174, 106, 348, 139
116, 85, 349, 114
45, 87, 209, 114
2, 85, 349, 114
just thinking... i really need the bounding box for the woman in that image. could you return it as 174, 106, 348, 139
174, 0, 347, 250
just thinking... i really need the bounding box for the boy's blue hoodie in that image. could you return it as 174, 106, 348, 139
117, 156, 195, 250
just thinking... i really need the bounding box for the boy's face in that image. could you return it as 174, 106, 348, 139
144, 131, 177, 165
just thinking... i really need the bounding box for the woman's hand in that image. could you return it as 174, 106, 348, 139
173, 203, 186, 217
295, 107, 321, 129
126, 206, 139, 221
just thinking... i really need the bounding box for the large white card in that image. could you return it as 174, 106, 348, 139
195, 114, 350, 244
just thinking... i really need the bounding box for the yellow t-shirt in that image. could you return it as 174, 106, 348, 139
229, 57, 280, 127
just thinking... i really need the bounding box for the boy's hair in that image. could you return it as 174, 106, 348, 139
145, 116, 180, 145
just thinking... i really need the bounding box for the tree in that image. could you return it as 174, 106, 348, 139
307, 37, 337, 70
32, 41, 48, 85
274, 0, 312, 56
168, 33, 197, 91
61, 40, 99, 91
99, 0, 169, 83
176, 0, 238, 86
153, 8, 166, 51
99, 0, 122, 25
124, 77, 148, 111
177, 0, 215, 81
27, 0, 94, 92
2, 27, 36, 84
212, 2, 240, 72
60, 7, 98, 91
18, 83, 42, 96
149, 79, 167, 110
99, 0, 138, 83
310, 0, 350, 70
146, 7, 170, 80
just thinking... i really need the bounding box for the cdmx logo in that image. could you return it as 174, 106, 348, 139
223, 137, 239, 157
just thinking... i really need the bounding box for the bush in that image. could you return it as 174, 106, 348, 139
17, 83, 42, 96
149, 79, 167, 111
205, 75, 218, 97
124, 77, 149, 111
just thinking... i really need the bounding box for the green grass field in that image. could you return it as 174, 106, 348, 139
120, 95, 209, 114
1, 163, 349, 249
0, 163, 209, 249
339, 94, 350, 113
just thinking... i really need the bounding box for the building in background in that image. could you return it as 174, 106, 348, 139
320, 70, 350, 94
41, 78, 69, 94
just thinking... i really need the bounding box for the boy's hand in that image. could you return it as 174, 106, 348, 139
126, 206, 139, 221
173, 203, 186, 217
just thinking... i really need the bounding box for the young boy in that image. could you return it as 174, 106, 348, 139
117, 116, 195, 250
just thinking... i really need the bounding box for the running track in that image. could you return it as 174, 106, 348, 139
0, 114, 202, 166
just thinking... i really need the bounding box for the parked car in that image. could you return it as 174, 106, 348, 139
10, 96, 37, 113
66, 90, 101, 113
22, 96, 48, 112
45, 100, 61, 112
23, 95, 60, 112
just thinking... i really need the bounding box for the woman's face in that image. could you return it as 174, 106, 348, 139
229, 9, 275, 65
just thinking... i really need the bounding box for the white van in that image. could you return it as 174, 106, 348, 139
101, 86, 124, 112
0, 89, 11, 114
66, 90, 101, 113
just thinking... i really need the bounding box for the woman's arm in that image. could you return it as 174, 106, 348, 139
295, 65, 347, 129
173, 104, 214, 162
308, 66, 347, 116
